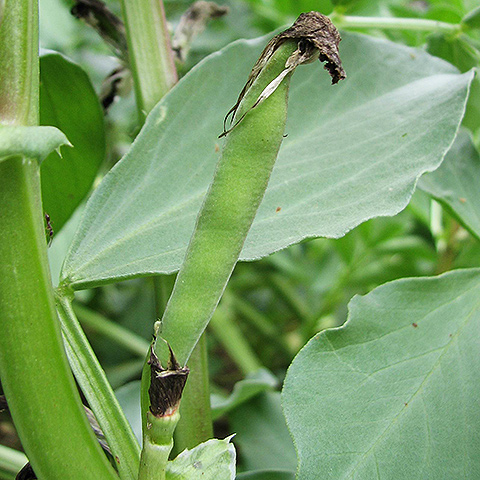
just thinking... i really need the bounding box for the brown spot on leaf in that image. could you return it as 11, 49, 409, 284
215, 143, 220, 152
412, 323, 418, 328
276, 206, 281, 212
459, 197, 466, 203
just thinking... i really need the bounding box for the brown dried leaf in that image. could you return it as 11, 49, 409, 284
172, 1, 230, 62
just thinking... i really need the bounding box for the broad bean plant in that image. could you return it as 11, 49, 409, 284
0, 0, 479, 479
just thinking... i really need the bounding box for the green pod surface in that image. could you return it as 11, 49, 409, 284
157, 39, 298, 366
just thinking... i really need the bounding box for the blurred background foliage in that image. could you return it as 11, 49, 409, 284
1, 0, 479, 475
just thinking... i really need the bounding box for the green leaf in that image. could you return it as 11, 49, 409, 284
282, 268, 480, 479
114, 380, 142, 444
60, 31, 473, 289
166, 437, 236, 480
236, 470, 295, 480
427, 33, 480, 73
462, 6, 480, 29
40, 52, 105, 233
0, 125, 69, 163
230, 392, 296, 472
211, 369, 277, 420
419, 128, 480, 240
426, 32, 480, 134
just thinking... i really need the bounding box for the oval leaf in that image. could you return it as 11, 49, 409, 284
40, 52, 105, 233
282, 268, 480, 479
166, 437, 236, 480
60, 32, 473, 289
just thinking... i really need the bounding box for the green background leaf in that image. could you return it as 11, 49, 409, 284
60, 31, 473, 289
426, 32, 480, 134
40, 52, 105, 233
419, 128, 480, 240
230, 392, 296, 473
211, 369, 277, 420
236, 470, 295, 480
282, 268, 480, 479
114, 380, 142, 444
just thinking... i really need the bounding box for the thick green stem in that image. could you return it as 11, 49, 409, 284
173, 334, 213, 453
120, 0, 177, 121
0, 0, 38, 126
138, 410, 180, 480
0, 2, 118, 479
156, 40, 299, 366
331, 13, 462, 33
56, 295, 141, 480
0, 162, 118, 480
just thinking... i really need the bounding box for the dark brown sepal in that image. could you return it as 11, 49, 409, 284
275, 12, 346, 85
148, 345, 189, 417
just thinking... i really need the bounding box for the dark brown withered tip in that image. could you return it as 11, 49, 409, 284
275, 12, 345, 84
148, 345, 189, 417
221, 11, 345, 136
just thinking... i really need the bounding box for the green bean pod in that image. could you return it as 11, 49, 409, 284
157, 12, 345, 366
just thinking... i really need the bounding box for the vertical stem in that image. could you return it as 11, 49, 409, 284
173, 334, 213, 453
120, 0, 177, 122
0, 0, 38, 126
152, 274, 175, 319
138, 411, 179, 480
0, 2, 117, 479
